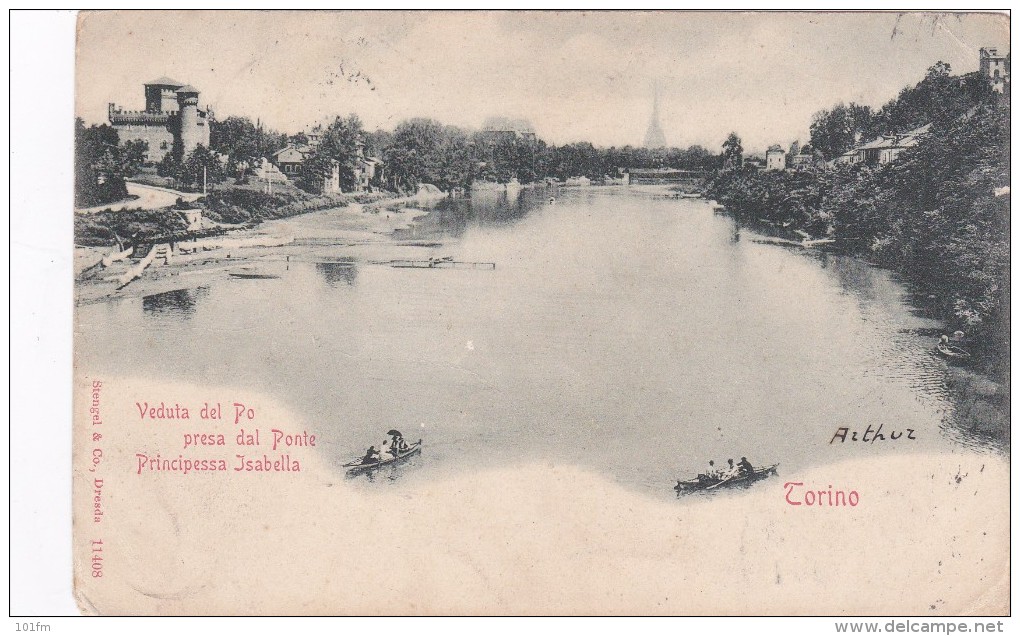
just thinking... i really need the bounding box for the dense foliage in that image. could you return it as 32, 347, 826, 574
708, 69, 1009, 374
809, 63, 994, 160
374, 117, 720, 193
74, 119, 146, 207
209, 116, 288, 177
157, 144, 227, 191
300, 114, 367, 193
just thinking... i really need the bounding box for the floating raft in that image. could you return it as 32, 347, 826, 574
373, 258, 496, 270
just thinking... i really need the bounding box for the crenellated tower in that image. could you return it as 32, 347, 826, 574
175, 85, 203, 158
109, 77, 211, 163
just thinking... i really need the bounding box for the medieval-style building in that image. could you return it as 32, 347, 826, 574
979, 47, 1010, 93
108, 77, 211, 163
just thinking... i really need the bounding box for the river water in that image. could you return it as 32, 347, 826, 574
75, 185, 987, 498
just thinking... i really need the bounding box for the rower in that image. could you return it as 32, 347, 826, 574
723, 459, 739, 478
737, 457, 754, 476
361, 445, 380, 465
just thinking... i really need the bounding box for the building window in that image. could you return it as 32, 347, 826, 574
160, 141, 169, 150
994, 69, 1000, 78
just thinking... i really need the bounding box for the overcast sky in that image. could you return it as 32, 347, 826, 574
76, 11, 1009, 153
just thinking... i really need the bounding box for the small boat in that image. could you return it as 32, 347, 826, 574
344, 439, 422, 476
936, 341, 971, 363
229, 268, 279, 279
674, 463, 779, 493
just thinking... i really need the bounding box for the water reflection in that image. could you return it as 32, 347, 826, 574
316, 259, 359, 287
395, 186, 553, 240
818, 253, 883, 304
142, 287, 208, 317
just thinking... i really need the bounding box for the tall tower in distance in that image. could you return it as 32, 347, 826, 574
643, 85, 667, 149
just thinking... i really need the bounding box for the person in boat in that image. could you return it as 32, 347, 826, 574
381, 439, 394, 459
699, 460, 718, 482
737, 457, 754, 476
939, 334, 950, 346
389, 432, 409, 454
722, 459, 740, 479
360, 445, 381, 465
387, 430, 408, 454
951, 330, 966, 343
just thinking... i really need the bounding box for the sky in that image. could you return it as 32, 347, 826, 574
76, 11, 1009, 153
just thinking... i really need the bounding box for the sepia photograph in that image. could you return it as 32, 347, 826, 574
62, 10, 1009, 617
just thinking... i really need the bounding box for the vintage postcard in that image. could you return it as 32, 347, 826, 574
72, 10, 1009, 616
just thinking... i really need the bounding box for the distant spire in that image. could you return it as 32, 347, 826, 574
643, 83, 667, 148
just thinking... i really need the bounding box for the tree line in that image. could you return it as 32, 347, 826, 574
76, 111, 725, 205
706, 62, 1009, 374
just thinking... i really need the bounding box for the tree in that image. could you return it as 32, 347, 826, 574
300, 114, 366, 192
74, 118, 147, 207
786, 140, 801, 165
722, 133, 743, 169
381, 118, 479, 192
809, 102, 873, 160
209, 116, 286, 177
176, 145, 225, 191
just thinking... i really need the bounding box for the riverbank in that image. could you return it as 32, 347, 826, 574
703, 204, 1010, 449
73, 200, 440, 305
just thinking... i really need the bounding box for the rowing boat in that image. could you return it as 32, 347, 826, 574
674, 463, 779, 493
936, 342, 971, 363
344, 439, 423, 475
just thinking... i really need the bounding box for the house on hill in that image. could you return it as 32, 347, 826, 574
834, 123, 931, 167
765, 145, 786, 171
269, 141, 380, 194
272, 145, 309, 177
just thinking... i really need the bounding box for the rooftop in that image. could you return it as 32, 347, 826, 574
145, 76, 185, 87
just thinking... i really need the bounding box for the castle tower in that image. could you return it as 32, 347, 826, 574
643, 86, 667, 148
979, 47, 1010, 93
144, 76, 185, 113
176, 85, 204, 158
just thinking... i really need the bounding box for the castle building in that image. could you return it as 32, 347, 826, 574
108, 77, 211, 163
979, 48, 1010, 93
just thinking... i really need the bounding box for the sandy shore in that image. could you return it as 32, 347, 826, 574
73, 376, 1008, 615
74, 202, 439, 305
